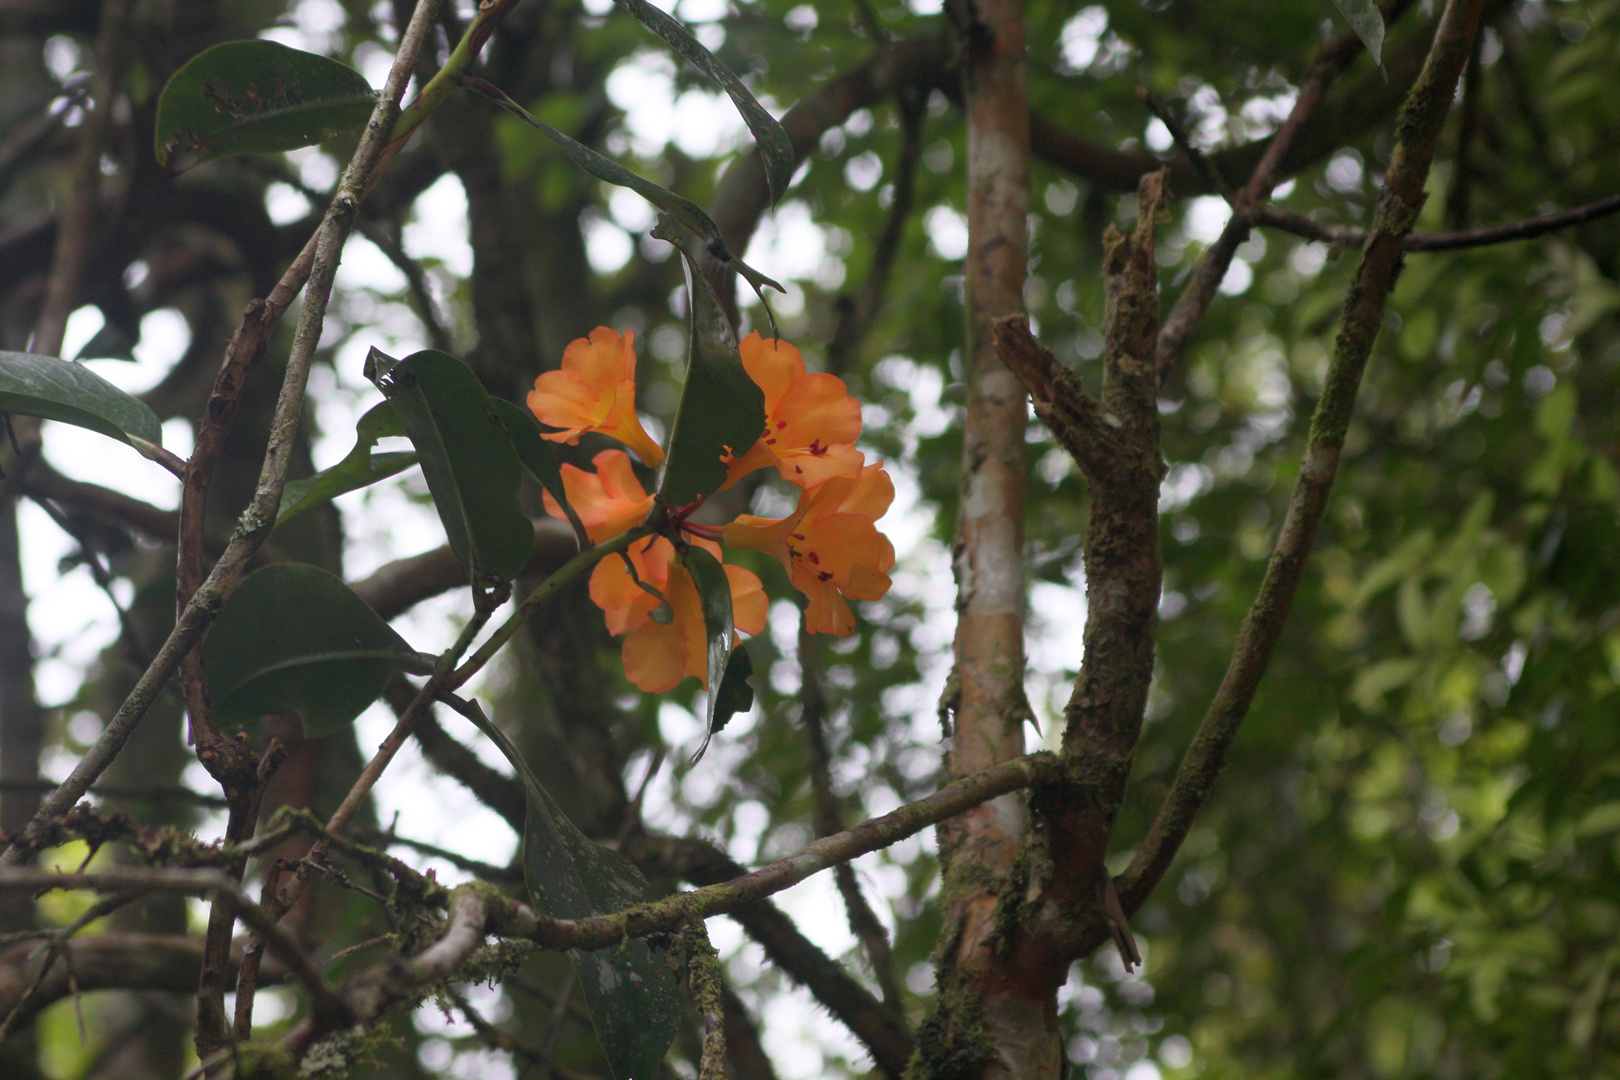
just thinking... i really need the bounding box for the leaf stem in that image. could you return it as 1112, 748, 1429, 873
449, 525, 654, 690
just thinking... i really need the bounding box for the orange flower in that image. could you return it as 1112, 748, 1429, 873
589, 536, 767, 692
528, 327, 665, 466
722, 462, 895, 636
721, 332, 863, 490
543, 449, 654, 544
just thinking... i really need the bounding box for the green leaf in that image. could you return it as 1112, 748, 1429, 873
713, 645, 755, 734
201, 563, 432, 738
490, 397, 588, 546
154, 40, 377, 169
454, 700, 682, 1080
276, 401, 418, 528
366, 348, 534, 587
462, 77, 784, 309
657, 236, 766, 507
0, 351, 164, 458
609, 0, 796, 205
680, 545, 753, 762
1331, 0, 1385, 67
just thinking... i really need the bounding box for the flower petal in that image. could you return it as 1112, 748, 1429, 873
739, 331, 805, 413
622, 619, 687, 692
528, 370, 606, 443
725, 565, 768, 636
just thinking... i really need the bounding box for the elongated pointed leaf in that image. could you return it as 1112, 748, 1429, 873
1331, 0, 1385, 67
490, 398, 588, 546
276, 401, 417, 528
0, 351, 163, 458
454, 701, 682, 1080
609, 0, 795, 205
463, 77, 784, 307
154, 40, 377, 169
681, 546, 754, 762
657, 235, 766, 507
366, 348, 534, 587
202, 563, 432, 738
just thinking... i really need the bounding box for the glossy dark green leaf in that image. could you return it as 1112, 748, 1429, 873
462, 77, 784, 307
154, 40, 377, 169
366, 348, 533, 587
680, 544, 746, 763
276, 401, 417, 528
609, 0, 796, 205
201, 563, 432, 738
454, 700, 682, 1080
0, 351, 163, 458
490, 397, 588, 547
1331, 0, 1384, 66
656, 239, 766, 508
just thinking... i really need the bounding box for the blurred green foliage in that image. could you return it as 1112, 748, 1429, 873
14, 0, 1620, 1075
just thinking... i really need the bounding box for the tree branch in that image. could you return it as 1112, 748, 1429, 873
0, 933, 282, 1028
0, 869, 346, 1027
0, 1, 438, 868
1254, 191, 1620, 252
1120, 0, 1487, 916
1154, 0, 1421, 382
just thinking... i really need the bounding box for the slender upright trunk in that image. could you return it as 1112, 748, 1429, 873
915, 0, 1038, 1073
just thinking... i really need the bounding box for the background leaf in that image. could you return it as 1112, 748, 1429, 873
276, 401, 417, 528
201, 563, 432, 738
1331, 0, 1384, 66
656, 245, 766, 508
491, 397, 588, 545
367, 347, 534, 586
0, 351, 163, 457
454, 700, 683, 1080
154, 40, 376, 169
609, 0, 796, 204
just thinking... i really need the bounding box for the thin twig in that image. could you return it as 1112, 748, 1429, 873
684, 924, 728, 1080
1253, 191, 1620, 251
1137, 88, 1234, 202
518, 754, 1060, 952
32, 0, 131, 359
798, 625, 904, 1009
1120, 0, 1487, 914
0, 868, 350, 1028
1154, 0, 1420, 381
0, 0, 444, 872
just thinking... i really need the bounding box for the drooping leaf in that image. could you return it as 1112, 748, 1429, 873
490, 397, 588, 546
0, 351, 163, 459
154, 40, 377, 169
656, 234, 766, 508
276, 401, 418, 528
454, 700, 682, 1080
461, 77, 784, 308
201, 563, 432, 738
679, 545, 754, 762
609, 0, 796, 205
712, 645, 755, 733
366, 348, 534, 587
1331, 0, 1385, 67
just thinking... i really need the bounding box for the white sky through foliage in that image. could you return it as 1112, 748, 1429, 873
13, 5, 1106, 1075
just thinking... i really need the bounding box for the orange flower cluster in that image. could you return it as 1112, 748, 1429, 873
529, 328, 894, 692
